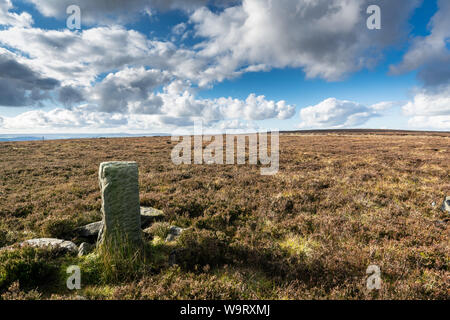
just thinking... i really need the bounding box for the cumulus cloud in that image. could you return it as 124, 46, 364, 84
298, 98, 380, 129
1, 105, 129, 132
403, 87, 450, 117
1, 84, 295, 132
191, 0, 420, 82
299, 90, 450, 131
25, 0, 201, 24
58, 86, 85, 108
0, 26, 210, 87
156, 81, 295, 123
390, 0, 450, 88
24, 0, 239, 25
402, 86, 450, 130
0, 0, 33, 27
0, 51, 59, 107
89, 67, 170, 113
407, 115, 450, 130
71, 68, 295, 121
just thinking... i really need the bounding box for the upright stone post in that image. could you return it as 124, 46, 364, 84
98, 162, 142, 248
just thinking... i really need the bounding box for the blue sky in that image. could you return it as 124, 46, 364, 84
0, 0, 449, 133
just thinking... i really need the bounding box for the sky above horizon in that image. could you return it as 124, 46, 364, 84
0, 0, 449, 134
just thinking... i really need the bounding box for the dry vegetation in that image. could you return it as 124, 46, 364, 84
0, 131, 449, 300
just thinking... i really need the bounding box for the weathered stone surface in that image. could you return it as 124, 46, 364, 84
20, 238, 78, 254
140, 207, 165, 228
76, 221, 103, 239
441, 196, 450, 213
78, 242, 94, 257
165, 226, 185, 242
98, 162, 142, 246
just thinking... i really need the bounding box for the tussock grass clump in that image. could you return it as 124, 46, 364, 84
97, 234, 152, 284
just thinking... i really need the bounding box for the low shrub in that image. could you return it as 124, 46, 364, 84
0, 230, 7, 247
0, 247, 60, 291
1, 281, 42, 300
41, 216, 76, 239
145, 222, 171, 240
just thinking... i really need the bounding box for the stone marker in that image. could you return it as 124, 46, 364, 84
98, 162, 142, 247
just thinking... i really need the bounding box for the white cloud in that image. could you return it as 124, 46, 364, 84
0, 0, 33, 27
298, 88, 450, 131
390, 0, 450, 87
0, 82, 295, 132
172, 23, 187, 35
403, 87, 450, 117
24, 0, 211, 24
74, 67, 296, 120
157, 83, 295, 122
0, 26, 207, 87
298, 98, 380, 129
1, 105, 129, 132
89, 67, 170, 113
0, 49, 60, 107
407, 115, 450, 130
402, 86, 450, 130
191, 0, 420, 82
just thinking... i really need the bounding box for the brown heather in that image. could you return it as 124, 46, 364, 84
0, 130, 449, 300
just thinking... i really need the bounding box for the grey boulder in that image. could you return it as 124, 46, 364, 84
442, 196, 450, 213
140, 207, 165, 228
20, 238, 78, 254
165, 226, 185, 242
76, 221, 103, 239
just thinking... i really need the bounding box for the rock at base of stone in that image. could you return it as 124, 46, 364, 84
98, 161, 142, 247
441, 196, 450, 213
140, 207, 165, 228
20, 238, 78, 254
78, 242, 94, 257
76, 221, 103, 240
75, 207, 165, 244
